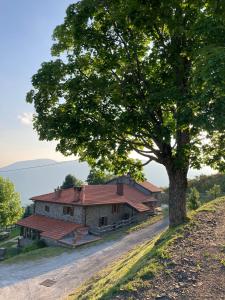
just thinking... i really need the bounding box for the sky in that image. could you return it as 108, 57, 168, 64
0, 1, 75, 167
0, 1, 215, 177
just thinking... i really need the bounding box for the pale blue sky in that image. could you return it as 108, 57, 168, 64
0, 1, 215, 179
0, 1, 75, 167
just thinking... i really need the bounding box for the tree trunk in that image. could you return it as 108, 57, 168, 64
167, 167, 188, 227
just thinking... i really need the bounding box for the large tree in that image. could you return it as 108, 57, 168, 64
27, 1, 225, 226
0, 177, 23, 227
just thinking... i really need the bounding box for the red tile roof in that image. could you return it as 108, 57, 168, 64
138, 181, 163, 193
30, 184, 156, 212
17, 215, 84, 240
126, 200, 150, 212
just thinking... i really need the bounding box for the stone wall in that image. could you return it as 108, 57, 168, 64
34, 201, 151, 229
85, 204, 133, 228
34, 201, 84, 224
43, 237, 60, 247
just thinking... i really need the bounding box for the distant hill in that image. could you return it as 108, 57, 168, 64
188, 173, 225, 193
0, 159, 215, 206
0, 159, 89, 206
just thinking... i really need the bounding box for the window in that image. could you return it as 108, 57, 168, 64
63, 206, 74, 216
99, 217, 108, 227
45, 205, 50, 212
112, 204, 120, 214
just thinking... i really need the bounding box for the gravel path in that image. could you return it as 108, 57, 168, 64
0, 219, 168, 300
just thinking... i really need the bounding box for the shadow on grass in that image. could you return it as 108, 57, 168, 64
98, 198, 225, 300
71, 225, 183, 300
99, 227, 182, 300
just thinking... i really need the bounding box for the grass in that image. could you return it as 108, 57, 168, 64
0, 228, 69, 264
3, 244, 70, 264
67, 225, 183, 300
1, 241, 16, 248
67, 236, 162, 300
9, 227, 21, 239
68, 197, 225, 300
0, 227, 20, 246
127, 212, 166, 233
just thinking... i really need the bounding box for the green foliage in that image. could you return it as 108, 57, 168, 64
21, 240, 46, 253
187, 187, 201, 210
23, 204, 34, 218
0, 177, 23, 227
87, 168, 115, 185
188, 173, 225, 194
27, 1, 225, 224
207, 184, 221, 200
61, 174, 83, 189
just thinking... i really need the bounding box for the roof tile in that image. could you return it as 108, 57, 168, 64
30, 184, 158, 212
138, 181, 163, 192
17, 215, 84, 240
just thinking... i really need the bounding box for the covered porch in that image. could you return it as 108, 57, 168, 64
16, 214, 101, 247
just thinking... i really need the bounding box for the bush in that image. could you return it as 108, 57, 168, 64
22, 240, 47, 253
187, 187, 201, 210
207, 184, 221, 200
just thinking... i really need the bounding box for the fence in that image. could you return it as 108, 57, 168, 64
90, 216, 137, 235
0, 224, 17, 233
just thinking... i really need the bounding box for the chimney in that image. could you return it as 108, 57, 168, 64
80, 186, 85, 203
73, 186, 80, 202
73, 186, 82, 202
54, 187, 62, 199
117, 182, 124, 196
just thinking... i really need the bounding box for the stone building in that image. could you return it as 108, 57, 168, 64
17, 177, 162, 247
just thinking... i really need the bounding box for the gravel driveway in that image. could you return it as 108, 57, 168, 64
0, 219, 168, 300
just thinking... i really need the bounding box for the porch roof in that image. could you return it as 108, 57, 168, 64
17, 215, 84, 240
126, 200, 150, 212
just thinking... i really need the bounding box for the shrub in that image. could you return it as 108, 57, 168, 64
187, 187, 201, 210
22, 240, 46, 253
207, 184, 221, 200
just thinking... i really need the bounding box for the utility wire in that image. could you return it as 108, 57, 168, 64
0, 160, 76, 173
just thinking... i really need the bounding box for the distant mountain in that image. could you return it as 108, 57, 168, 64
0, 159, 215, 207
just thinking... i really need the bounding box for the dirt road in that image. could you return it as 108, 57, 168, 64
0, 219, 168, 300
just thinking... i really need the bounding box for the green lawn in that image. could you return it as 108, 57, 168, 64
0, 227, 20, 246
3, 245, 70, 264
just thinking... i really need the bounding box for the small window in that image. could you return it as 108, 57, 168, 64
99, 217, 108, 227
112, 204, 120, 214
45, 205, 50, 212
63, 206, 74, 216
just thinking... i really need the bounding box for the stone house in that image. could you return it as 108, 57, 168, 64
17, 177, 162, 247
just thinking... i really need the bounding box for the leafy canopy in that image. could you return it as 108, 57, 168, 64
87, 168, 115, 185
61, 174, 83, 189
27, 0, 225, 178
0, 177, 23, 227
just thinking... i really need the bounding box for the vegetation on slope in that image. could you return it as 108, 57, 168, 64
68, 197, 225, 300
188, 173, 225, 194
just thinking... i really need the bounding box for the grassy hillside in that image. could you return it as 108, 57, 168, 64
68, 196, 225, 300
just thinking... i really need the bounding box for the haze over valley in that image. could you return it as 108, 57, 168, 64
0, 159, 215, 206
